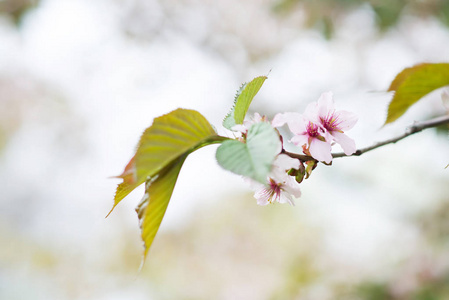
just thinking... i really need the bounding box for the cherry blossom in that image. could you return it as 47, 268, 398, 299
272, 111, 333, 163
249, 154, 302, 206
272, 92, 357, 163
314, 92, 358, 155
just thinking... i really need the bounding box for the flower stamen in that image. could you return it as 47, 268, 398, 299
320, 111, 343, 132
306, 121, 320, 137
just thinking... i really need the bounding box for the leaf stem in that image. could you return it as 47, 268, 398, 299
283, 115, 449, 161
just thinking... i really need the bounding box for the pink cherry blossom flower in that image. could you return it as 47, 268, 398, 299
272, 111, 333, 163
314, 92, 358, 155
249, 154, 302, 206
272, 92, 358, 163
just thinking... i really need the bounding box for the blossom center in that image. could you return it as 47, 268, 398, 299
306, 121, 320, 137
265, 178, 282, 203
320, 111, 342, 132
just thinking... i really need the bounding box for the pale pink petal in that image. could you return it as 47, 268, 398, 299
336, 110, 358, 131
270, 168, 290, 185
243, 113, 260, 128
278, 191, 295, 206
331, 131, 356, 155
253, 112, 263, 123
254, 185, 271, 206
290, 134, 309, 147
317, 92, 334, 118
309, 138, 332, 163
273, 154, 300, 171
247, 172, 301, 206
271, 112, 295, 127
270, 170, 285, 184
303, 102, 319, 122
283, 177, 302, 198
321, 128, 333, 143
231, 112, 269, 133
272, 112, 303, 131
270, 168, 292, 185
287, 118, 308, 135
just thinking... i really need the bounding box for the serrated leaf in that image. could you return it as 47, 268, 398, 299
136, 156, 186, 260
385, 63, 449, 124
216, 122, 281, 183
223, 76, 267, 130
223, 83, 246, 130
109, 109, 225, 216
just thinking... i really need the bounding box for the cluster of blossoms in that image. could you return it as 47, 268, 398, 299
233, 92, 358, 206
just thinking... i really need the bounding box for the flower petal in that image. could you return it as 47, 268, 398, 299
278, 191, 295, 206
273, 154, 300, 171
336, 110, 358, 131
303, 102, 319, 122
253, 112, 263, 123
290, 134, 309, 147
283, 177, 302, 198
317, 92, 334, 118
272, 112, 291, 127
272, 112, 304, 133
309, 138, 332, 163
331, 131, 356, 155
254, 185, 272, 206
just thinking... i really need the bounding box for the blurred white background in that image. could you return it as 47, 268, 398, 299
1, 0, 449, 299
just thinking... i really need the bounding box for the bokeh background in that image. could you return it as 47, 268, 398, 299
1, 0, 449, 299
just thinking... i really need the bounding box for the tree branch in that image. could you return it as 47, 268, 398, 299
283, 115, 449, 161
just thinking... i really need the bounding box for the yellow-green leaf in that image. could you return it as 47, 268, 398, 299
136, 156, 186, 260
223, 76, 267, 129
109, 109, 225, 216
135, 108, 219, 177
385, 63, 449, 124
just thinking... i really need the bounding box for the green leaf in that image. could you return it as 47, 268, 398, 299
109, 109, 225, 216
223, 83, 246, 130
223, 76, 267, 130
136, 155, 186, 260
385, 63, 449, 124
216, 122, 281, 183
